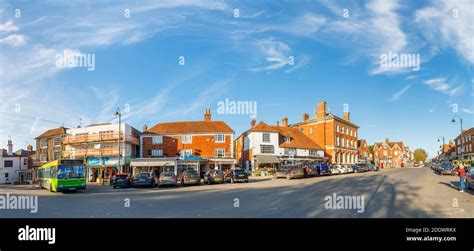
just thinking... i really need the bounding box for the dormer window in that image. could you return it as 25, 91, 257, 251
284, 136, 291, 143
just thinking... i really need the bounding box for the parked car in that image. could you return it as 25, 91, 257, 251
467, 167, 474, 190
274, 165, 305, 180
338, 165, 349, 174
345, 165, 354, 173
438, 162, 455, 175
134, 172, 157, 188
112, 174, 133, 188
367, 163, 379, 171
355, 163, 369, 172
204, 169, 225, 184
179, 170, 201, 186
158, 171, 178, 187
225, 169, 249, 183
315, 162, 331, 176
330, 165, 341, 175
302, 163, 319, 177
352, 165, 366, 173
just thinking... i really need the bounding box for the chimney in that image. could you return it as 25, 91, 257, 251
276, 121, 280, 127
204, 108, 212, 122
250, 119, 256, 128
282, 117, 288, 127
7, 140, 13, 155
343, 112, 350, 122
303, 113, 309, 121
317, 101, 327, 119
27, 145, 33, 152
143, 124, 148, 132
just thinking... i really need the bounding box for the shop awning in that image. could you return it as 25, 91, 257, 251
130, 158, 176, 167
255, 155, 280, 164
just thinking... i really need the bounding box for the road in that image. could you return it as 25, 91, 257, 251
0, 167, 472, 218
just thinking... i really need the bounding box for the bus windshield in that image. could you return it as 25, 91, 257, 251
57, 165, 86, 179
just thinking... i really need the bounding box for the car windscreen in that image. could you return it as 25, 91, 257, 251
161, 172, 174, 177
234, 170, 246, 175
210, 170, 223, 174
441, 163, 453, 169
136, 173, 151, 178
116, 175, 128, 179
57, 165, 86, 179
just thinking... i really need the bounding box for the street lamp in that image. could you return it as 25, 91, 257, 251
451, 115, 463, 133
437, 136, 445, 152
114, 107, 121, 173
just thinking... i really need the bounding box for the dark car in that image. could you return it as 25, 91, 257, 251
437, 162, 455, 175
467, 167, 474, 190
367, 163, 379, 171
179, 170, 201, 186
315, 162, 331, 176
158, 172, 178, 187
355, 163, 369, 172
134, 172, 157, 188
225, 169, 249, 183
302, 163, 319, 177
274, 165, 304, 180
204, 169, 225, 184
112, 174, 133, 188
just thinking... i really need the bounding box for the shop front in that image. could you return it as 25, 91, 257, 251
252, 155, 280, 176
130, 158, 177, 177
87, 157, 121, 183
208, 158, 235, 172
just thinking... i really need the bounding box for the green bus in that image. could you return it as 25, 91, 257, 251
37, 159, 87, 192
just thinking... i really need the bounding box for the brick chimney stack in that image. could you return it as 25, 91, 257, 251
343, 112, 350, 122
282, 117, 288, 127
317, 101, 327, 119
303, 113, 309, 121
27, 145, 33, 152
143, 124, 148, 132
250, 119, 256, 128
7, 140, 13, 155
204, 108, 212, 122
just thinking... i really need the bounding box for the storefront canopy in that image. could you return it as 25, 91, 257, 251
255, 155, 280, 164
130, 158, 176, 167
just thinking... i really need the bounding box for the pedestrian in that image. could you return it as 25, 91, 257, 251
454, 162, 466, 192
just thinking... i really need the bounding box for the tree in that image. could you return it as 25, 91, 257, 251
414, 148, 428, 163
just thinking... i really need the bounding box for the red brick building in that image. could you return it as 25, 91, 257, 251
132, 109, 235, 175
290, 101, 359, 164
454, 127, 474, 161
373, 138, 410, 168
357, 139, 372, 163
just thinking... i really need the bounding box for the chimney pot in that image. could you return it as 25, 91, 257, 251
303, 113, 309, 121
250, 119, 256, 128
143, 124, 148, 132
282, 117, 288, 127
7, 140, 13, 155
204, 108, 212, 122
317, 101, 327, 119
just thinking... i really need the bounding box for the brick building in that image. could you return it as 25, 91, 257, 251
357, 139, 372, 163
373, 138, 410, 168
289, 101, 359, 164
235, 119, 324, 171
454, 127, 474, 161
35, 126, 67, 164
132, 109, 235, 176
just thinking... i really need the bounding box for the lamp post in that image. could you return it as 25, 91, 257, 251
114, 108, 121, 173
451, 115, 463, 133
438, 136, 445, 160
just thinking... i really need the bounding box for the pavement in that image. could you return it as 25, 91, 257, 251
0, 167, 472, 218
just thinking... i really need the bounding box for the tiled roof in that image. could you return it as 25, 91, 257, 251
35, 126, 67, 139
249, 121, 323, 150
145, 121, 234, 134
290, 113, 360, 128
1, 149, 20, 157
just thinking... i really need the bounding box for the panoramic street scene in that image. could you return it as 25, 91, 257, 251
0, 0, 473, 221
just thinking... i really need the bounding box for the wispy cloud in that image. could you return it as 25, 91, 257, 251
0, 34, 26, 46
389, 84, 411, 101
423, 77, 463, 97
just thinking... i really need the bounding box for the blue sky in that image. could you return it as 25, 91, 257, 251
0, 0, 472, 158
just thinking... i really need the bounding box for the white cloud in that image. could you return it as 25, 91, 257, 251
416, 1, 474, 64
424, 77, 463, 97
0, 34, 26, 46
249, 39, 292, 72
0, 20, 18, 32
389, 84, 411, 101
